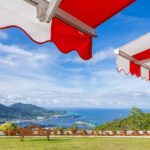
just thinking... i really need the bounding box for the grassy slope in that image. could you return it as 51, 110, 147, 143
0, 137, 150, 150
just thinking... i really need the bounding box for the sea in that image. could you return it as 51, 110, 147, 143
15, 108, 150, 129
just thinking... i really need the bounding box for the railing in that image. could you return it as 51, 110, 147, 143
1, 127, 150, 141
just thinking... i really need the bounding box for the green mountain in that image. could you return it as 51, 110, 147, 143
0, 103, 24, 120
0, 103, 66, 121
96, 107, 150, 131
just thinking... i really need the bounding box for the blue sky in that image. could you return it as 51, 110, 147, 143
0, 0, 150, 108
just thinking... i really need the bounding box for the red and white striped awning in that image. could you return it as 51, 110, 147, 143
0, 0, 135, 60
115, 32, 150, 81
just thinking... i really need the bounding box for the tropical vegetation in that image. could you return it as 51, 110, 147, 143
96, 107, 150, 131
0, 122, 17, 131
0, 102, 66, 121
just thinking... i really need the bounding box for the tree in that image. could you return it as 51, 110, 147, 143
128, 107, 144, 117
0, 122, 17, 131
95, 107, 150, 131
70, 125, 78, 135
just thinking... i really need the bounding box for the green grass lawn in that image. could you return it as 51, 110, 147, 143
0, 137, 150, 150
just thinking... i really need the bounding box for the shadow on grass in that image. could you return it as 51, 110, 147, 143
25, 138, 73, 143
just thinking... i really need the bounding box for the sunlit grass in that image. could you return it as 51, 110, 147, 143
0, 137, 150, 150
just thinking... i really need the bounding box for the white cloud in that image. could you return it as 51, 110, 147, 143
0, 43, 32, 56
0, 42, 150, 108
70, 47, 115, 65
0, 12, 150, 108
0, 43, 56, 68
115, 14, 150, 26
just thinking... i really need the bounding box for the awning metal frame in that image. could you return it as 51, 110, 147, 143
115, 49, 150, 70
24, 0, 97, 37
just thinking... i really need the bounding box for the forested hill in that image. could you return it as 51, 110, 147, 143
0, 103, 66, 121
96, 107, 150, 131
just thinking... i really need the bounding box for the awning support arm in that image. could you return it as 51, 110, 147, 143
24, 0, 97, 37
138, 59, 150, 64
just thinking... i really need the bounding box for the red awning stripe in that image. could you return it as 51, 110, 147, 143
129, 48, 150, 79
130, 48, 150, 78
130, 61, 141, 77
51, 18, 92, 60
51, 0, 135, 60
60, 0, 135, 28
133, 48, 150, 61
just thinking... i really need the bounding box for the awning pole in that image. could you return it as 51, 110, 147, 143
138, 59, 150, 64
55, 8, 97, 37
24, 0, 97, 37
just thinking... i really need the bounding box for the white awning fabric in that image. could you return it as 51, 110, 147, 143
0, 0, 51, 43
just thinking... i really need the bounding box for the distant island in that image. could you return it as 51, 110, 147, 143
0, 103, 66, 122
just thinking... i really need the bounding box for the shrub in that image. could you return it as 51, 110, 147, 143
0, 122, 17, 131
